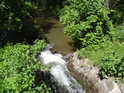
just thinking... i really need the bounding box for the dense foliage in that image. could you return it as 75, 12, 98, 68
0, 0, 124, 92
0, 0, 46, 44
0, 0, 38, 31
57, 0, 124, 81
0, 0, 52, 92
78, 42, 124, 81
109, 0, 124, 24
0, 40, 51, 93
60, 0, 114, 47
115, 24, 124, 42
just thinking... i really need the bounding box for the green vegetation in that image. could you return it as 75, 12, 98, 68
58, 0, 124, 81
43, 0, 66, 16
0, 0, 51, 93
0, 40, 51, 93
0, 0, 124, 92
0, 0, 39, 32
0, 0, 46, 44
109, 0, 124, 24
78, 42, 124, 81
60, 0, 114, 47
115, 23, 124, 42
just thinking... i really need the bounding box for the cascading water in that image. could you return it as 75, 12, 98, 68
39, 45, 86, 93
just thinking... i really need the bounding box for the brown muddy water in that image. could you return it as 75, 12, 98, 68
34, 17, 75, 54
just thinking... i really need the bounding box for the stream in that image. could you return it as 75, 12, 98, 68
39, 45, 85, 93
35, 15, 86, 92
34, 17, 75, 54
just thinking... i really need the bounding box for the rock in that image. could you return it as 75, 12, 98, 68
64, 52, 122, 93
117, 83, 124, 93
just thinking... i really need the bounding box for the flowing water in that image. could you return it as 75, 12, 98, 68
39, 45, 86, 93
34, 9, 86, 92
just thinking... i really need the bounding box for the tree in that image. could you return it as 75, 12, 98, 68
60, 0, 114, 47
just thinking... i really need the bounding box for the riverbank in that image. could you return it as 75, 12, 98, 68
34, 5, 124, 93
64, 52, 124, 93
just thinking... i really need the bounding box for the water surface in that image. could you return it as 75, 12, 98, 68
34, 17, 75, 54
39, 45, 86, 93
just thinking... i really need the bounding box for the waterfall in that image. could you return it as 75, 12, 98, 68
39, 45, 86, 93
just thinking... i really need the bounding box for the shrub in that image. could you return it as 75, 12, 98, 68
0, 40, 51, 93
0, 0, 45, 32
78, 42, 124, 81
60, 0, 114, 47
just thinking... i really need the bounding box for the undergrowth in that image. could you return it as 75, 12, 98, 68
0, 40, 51, 93
57, 0, 124, 82
78, 41, 124, 81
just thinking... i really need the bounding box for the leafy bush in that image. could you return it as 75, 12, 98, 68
42, 0, 66, 16
58, 0, 124, 82
60, 0, 114, 47
109, 0, 124, 24
78, 42, 124, 81
100, 49, 124, 81
0, 0, 43, 32
0, 40, 51, 93
0, 0, 48, 44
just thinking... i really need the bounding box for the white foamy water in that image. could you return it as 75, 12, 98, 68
39, 45, 86, 93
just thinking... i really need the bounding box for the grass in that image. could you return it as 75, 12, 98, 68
78, 38, 124, 81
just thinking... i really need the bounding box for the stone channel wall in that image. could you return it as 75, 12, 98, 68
64, 53, 124, 93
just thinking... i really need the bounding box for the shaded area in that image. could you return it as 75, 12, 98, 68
35, 71, 60, 93
0, 19, 43, 46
